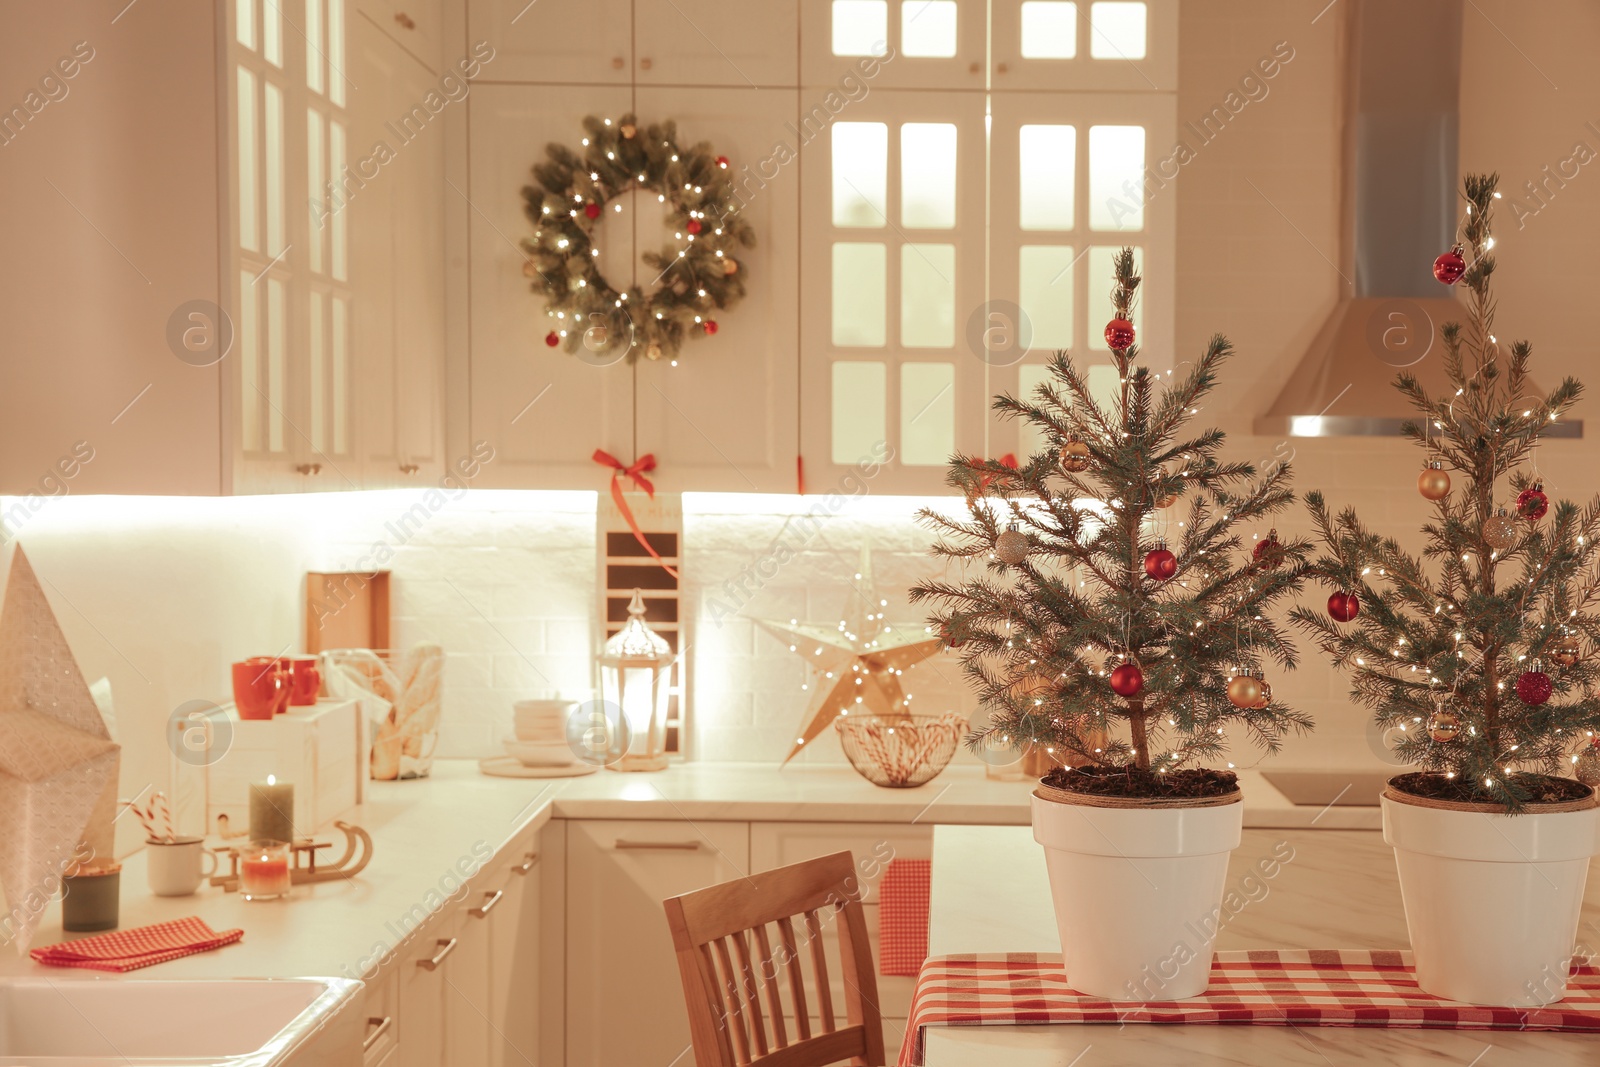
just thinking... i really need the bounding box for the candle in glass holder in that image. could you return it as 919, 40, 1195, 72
239, 841, 292, 901
248, 775, 295, 844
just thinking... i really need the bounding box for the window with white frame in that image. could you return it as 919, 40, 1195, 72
230, 0, 353, 463
803, 0, 1177, 487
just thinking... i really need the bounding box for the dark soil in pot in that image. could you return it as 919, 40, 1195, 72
1041, 765, 1239, 799
1389, 770, 1592, 806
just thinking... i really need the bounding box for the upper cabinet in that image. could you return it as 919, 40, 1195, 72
357, 0, 446, 72
467, 0, 633, 84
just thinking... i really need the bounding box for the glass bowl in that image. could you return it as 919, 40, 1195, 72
833, 713, 966, 788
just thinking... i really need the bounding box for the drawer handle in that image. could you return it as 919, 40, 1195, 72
394, 11, 415, 30
640, 57, 653, 70
997, 62, 1009, 74
470, 889, 504, 918
611, 56, 625, 70
513, 852, 538, 874
363, 1016, 393, 1051
399, 462, 419, 474
417, 937, 457, 971
615, 839, 701, 851
295, 462, 323, 475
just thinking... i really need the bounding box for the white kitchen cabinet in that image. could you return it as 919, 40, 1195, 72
634, 0, 799, 87
397, 919, 451, 1067
749, 822, 934, 1023
632, 86, 801, 493
565, 819, 751, 1067
357, 0, 446, 73
349, 15, 448, 488
467, 0, 632, 84
466, 83, 635, 488
362, 969, 401, 1065
489, 842, 542, 1067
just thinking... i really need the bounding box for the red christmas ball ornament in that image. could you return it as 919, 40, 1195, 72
716, 155, 730, 169
1109, 662, 1144, 698
1433, 246, 1467, 285
1328, 591, 1360, 623
1516, 483, 1549, 521
702, 320, 719, 335
1516, 664, 1553, 706
543, 331, 560, 348
1104, 318, 1135, 351
686, 218, 702, 235
1143, 543, 1177, 581
1253, 530, 1285, 570
584, 201, 601, 220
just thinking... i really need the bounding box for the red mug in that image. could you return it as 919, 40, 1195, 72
288, 657, 321, 706
233, 658, 288, 721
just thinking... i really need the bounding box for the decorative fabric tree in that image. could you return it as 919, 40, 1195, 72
912, 249, 1313, 797
1292, 173, 1600, 812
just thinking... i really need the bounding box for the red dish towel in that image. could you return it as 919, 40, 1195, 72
898, 950, 1600, 1065
878, 859, 932, 977
30, 917, 245, 973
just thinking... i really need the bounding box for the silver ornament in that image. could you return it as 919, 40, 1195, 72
995, 524, 1030, 565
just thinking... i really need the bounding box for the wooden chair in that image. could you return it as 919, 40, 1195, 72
663, 850, 887, 1067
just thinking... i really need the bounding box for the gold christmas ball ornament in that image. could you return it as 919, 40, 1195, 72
1482, 508, 1517, 553
722, 257, 739, 275
521, 259, 539, 278
619, 123, 637, 139
994, 524, 1030, 565
1576, 744, 1600, 787
645, 342, 664, 361
1059, 438, 1092, 474
1252, 680, 1273, 710
1226, 672, 1263, 710
1418, 460, 1451, 501
1551, 634, 1582, 668
1427, 709, 1463, 743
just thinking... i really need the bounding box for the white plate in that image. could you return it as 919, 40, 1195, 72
478, 756, 598, 779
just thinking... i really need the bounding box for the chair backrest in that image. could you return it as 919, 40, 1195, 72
663, 850, 886, 1067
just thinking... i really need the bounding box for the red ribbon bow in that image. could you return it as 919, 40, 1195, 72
593, 449, 679, 578
977, 453, 1019, 493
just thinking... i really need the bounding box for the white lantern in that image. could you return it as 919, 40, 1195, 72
599, 589, 674, 771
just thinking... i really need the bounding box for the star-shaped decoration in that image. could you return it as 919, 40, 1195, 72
754, 545, 945, 764
0, 547, 120, 953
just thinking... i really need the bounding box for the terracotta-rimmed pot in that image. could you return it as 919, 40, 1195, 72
1032, 781, 1243, 1000
1382, 779, 1600, 1006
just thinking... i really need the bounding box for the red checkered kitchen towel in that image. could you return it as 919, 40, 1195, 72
30, 917, 244, 973
878, 859, 932, 977
898, 950, 1600, 1065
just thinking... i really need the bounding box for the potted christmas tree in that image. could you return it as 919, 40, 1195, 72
912, 250, 1312, 1000
1293, 173, 1600, 1007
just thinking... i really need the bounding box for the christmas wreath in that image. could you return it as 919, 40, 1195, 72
521, 114, 755, 365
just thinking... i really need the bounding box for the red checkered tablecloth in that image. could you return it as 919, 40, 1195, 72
30, 916, 245, 973
879, 859, 932, 977
898, 950, 1600, 1065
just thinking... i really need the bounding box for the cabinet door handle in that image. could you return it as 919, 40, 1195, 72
399, 462, 419, 474
363, 1016, 393, 1051
996, 62, 1009, 74
513, 852, 538, 874
470, 889, 504, 918
417, 937, 457, 971
394, 11, 415, 30
295, 462, 323, 475
611, 56, 625, 70
639, 57, 653, 70
615, 839, 701, 851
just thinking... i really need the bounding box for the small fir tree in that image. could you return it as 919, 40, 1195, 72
911, 250, 1313, 796
1292, 173, 1600, 812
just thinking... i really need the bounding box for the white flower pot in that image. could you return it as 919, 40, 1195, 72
1382, 785, 1600, 1006
1031, 785, 1243, 1000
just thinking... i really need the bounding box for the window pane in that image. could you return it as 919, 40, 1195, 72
1020, 2, 1077, 59
267, 276, 286, 453
328, 0, 346, 106
307, 0, 325, 94
308, 108, 324, 274
1088, 124, 1145, 231
333, 296, 348, 453
262, 0, 282, 65
832, 243, 886, 346
236, 68, 257, 253
1087, 245, 1142, 350
236, 0, 255, 49
1020, 125, 1075, 230
264, 82, 284, 255
902, 0, 957, 57
833, 0, 888, 56
239, 270, 259, 451
901, 123, 956, 229
901, 244, 955, 348
1087, 363, 1120, 406
1019, 245, 1075, 349
1017, 363, 1052, 458
832, 362, 887, 463
309, 292, 325, 452
832, 123, 888, 227
1091, 1, 1147, 59
901, 363, 954, 465
330, 119, 348, 280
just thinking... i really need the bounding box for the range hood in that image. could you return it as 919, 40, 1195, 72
1255, 0, 1581, 438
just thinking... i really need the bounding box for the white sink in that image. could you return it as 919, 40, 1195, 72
0, 976, 362, 1066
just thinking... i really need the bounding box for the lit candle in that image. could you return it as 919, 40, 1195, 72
239, 841, 292, 901
248, 775, 295, 844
